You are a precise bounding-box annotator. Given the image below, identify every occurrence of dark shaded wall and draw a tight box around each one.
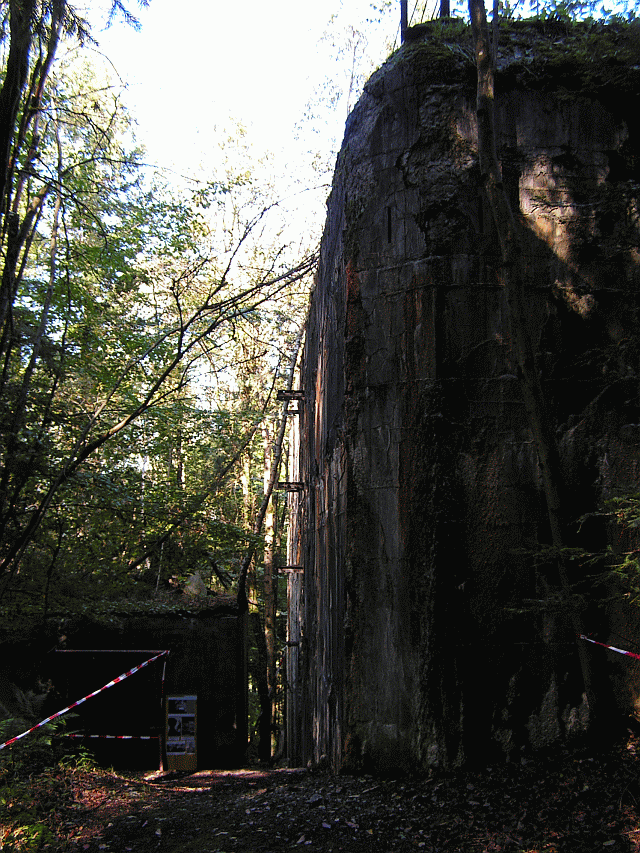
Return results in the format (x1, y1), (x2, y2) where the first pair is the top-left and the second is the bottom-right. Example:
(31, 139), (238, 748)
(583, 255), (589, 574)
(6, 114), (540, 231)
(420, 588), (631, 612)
(287, 24), (640, 773)
(48, 609), (247, 769)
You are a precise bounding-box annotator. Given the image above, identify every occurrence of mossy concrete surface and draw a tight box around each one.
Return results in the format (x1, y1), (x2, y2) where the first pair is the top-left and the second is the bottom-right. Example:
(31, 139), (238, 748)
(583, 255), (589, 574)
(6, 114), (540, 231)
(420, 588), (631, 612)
(286, 22), (640, 774)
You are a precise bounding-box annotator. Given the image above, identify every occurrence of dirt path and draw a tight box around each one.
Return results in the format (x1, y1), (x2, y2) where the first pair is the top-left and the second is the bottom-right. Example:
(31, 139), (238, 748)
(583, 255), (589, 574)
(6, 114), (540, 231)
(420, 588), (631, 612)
(40, 738), (640, 853)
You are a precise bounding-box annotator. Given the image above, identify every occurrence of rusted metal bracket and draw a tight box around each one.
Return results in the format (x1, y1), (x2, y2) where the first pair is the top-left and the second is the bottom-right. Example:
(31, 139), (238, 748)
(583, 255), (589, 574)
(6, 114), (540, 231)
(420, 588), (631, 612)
(277, 389), (304, 402)
(277, 481), (305, 492)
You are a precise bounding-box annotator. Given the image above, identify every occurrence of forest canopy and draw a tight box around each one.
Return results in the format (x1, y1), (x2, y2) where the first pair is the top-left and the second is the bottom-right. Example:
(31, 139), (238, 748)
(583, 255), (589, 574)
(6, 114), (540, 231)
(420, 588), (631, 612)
(0, 0), (316, 634)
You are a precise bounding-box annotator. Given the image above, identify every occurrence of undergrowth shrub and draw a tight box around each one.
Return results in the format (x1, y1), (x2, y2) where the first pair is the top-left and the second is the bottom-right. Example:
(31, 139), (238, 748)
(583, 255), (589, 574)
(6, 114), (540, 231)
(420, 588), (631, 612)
(0, 717), (91, 852)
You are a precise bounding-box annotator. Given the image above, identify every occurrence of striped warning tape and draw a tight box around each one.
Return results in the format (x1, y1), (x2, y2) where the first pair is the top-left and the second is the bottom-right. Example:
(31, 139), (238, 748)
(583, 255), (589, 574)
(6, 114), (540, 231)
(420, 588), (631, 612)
(0, 650), (169, 751)
(61, 734), (160, 740)
(580, 634), (640, 661)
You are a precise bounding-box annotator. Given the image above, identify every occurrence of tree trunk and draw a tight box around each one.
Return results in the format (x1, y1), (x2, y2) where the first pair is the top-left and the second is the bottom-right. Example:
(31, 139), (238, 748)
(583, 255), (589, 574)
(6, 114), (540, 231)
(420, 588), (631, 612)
(237, 323), (305, 610)
(250, 610), (272, 763)
(0, 0), (36, 228)
(468, 0), (597, 723)
(263, 422), (278, 759)
(236, 326), (305, 759)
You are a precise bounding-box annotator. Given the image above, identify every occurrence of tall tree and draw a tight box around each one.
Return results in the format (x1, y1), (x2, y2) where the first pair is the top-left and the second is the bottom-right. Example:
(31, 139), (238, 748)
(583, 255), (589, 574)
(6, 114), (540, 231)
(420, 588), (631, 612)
(467, 0), (596, 720)
(0, 15), (317, 615)
(237, 320), (306, 760)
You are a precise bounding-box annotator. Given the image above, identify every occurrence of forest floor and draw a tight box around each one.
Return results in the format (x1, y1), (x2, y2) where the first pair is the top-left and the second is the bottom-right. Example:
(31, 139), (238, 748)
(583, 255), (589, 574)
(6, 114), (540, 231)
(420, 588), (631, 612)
(3, 735), (640, 852)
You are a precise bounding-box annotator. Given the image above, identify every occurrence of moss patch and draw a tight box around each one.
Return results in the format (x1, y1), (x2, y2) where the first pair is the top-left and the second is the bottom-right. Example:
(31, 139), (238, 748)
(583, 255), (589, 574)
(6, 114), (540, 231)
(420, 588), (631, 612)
(386, 17), (640, 109)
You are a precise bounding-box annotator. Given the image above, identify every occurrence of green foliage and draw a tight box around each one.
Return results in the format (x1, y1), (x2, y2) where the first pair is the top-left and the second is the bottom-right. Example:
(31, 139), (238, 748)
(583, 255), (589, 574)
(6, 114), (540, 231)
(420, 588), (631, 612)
(602, 494), (640, 605)
(0, 722), (57, 774)
(608, 493), (640, 529)
(0, 717), (87, 852)
(0, 20), (313, 629)
(0, 817), (55, 853)
(0, 0), (312, 770)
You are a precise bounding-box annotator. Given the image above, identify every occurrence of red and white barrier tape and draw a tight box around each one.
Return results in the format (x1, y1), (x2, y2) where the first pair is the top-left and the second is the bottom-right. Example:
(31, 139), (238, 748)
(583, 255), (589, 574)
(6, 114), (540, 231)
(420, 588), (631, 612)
(0, 650), (169, 751)
(580, 634), (640, 661)
(62, 734), (160, 740)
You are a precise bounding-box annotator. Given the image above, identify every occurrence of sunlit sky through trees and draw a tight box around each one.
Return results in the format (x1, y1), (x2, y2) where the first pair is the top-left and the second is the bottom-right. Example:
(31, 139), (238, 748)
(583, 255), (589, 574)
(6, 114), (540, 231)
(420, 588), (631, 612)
(86, 1), (405, 205)
(82, 0), (629, 240)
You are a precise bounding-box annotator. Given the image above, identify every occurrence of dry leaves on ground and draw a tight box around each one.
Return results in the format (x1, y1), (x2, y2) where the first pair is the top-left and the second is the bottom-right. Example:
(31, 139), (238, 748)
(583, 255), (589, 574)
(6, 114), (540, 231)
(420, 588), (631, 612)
(3, 736), (640, 852)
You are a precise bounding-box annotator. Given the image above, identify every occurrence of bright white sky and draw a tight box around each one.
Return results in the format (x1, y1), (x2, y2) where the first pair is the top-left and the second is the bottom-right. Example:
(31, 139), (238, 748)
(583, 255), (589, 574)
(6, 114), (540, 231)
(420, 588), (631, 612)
(89, 0), (400, 179)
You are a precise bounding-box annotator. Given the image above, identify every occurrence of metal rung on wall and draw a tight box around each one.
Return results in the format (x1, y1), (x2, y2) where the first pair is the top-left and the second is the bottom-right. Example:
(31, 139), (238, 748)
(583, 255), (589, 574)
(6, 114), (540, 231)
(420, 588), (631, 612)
(277, 481), (305, 492)
(277, 390), (305, 402)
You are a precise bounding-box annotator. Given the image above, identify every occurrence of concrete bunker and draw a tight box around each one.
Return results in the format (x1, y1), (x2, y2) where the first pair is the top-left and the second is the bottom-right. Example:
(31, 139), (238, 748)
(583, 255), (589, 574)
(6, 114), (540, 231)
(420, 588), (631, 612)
(286, 20), (640, 773)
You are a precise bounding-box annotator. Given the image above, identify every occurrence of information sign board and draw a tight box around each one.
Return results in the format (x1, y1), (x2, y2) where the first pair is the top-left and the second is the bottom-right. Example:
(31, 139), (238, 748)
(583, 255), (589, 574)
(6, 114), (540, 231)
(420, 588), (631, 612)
(166, 695), (197, 771)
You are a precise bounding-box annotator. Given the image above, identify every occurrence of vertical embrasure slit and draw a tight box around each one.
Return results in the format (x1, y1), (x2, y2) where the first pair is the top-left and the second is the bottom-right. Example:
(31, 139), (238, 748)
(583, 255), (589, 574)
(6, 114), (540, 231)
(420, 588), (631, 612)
(387, 206), (392, 243)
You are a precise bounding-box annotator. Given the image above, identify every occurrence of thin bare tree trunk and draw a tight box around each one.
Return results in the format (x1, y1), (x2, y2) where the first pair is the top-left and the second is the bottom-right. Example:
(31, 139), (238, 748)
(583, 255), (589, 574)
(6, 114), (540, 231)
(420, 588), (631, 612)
(250, 610), (271, 762)
(237, 323), (305, 611)
(263, 421), (277, 758)
(240, 323), (305, 760)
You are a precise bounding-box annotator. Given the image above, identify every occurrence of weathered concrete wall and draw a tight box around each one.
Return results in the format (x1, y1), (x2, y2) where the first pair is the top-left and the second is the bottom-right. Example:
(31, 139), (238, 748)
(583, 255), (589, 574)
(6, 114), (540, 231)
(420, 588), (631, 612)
(288, 22), (640, 773)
